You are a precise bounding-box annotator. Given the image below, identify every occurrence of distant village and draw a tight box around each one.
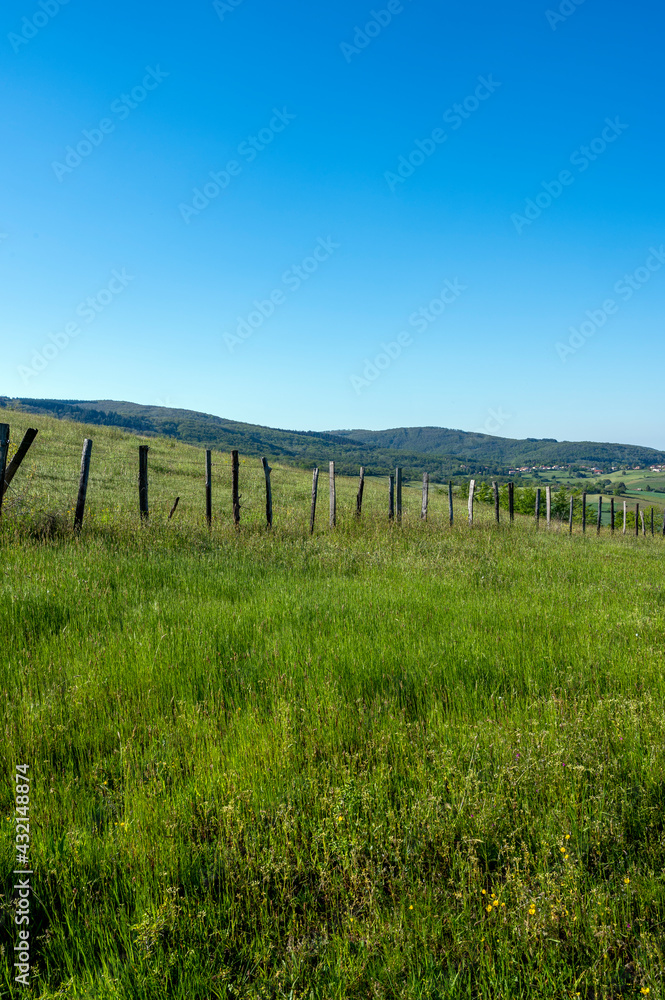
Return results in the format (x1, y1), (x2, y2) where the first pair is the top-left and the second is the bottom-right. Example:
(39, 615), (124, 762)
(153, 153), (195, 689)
(506, 464), (665, 476)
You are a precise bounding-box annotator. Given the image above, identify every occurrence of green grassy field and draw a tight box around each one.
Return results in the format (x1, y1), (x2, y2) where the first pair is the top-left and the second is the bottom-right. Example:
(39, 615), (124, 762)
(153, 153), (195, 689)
(1, 413), (665, 999)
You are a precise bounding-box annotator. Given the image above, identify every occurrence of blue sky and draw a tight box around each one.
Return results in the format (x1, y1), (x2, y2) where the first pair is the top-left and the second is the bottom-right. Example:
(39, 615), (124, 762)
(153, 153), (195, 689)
(1, 0), (663, 446)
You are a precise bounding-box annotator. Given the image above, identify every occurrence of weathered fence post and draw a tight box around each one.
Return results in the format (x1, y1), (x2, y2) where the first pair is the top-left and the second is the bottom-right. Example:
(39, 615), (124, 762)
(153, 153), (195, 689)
(395, 468), (402, 523)
(568, 495), (574, 534)
(0, 424), (9, 505)
(329, 461), (336, 527)
(74, 438), (93, 531)
(493, 481), (500, 524)
(597, 496), (603, 534)
(468, 479), (475, 525)
(232, 450), (240, 526)
(3, 428), (38, 493)
(262, 457), (272, 528)
(535, 488), (541, 527)
(508, 482), (514, 523)
(421, 472), (429, 521)
(635, 503), (639, 538)
(622, 500), (627, 535)
(640, 509), (645, 536)
(310, 468), (319, 534)
(138, 445), (149, 522)
(0, 424), (10, 518)
(610, 497), (615, 532)
(389, 475), (395, 521)
(356, 466), (365, 517)
(581, 492), (587, 533)
(546, 485), (552, 527)
(448, 481), (453, 526)
(205, 450), (212, 528)
(651, 507), (654, 537)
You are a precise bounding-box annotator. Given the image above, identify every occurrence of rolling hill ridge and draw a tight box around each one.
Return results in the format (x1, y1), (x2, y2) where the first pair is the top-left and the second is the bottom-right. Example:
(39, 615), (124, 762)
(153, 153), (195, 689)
(2, 396), (663, 480)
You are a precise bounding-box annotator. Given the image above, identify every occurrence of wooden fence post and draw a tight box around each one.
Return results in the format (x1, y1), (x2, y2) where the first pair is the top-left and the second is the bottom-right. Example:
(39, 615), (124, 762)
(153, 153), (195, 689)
(3, 428), (38, 493)
(623, 500), (627, 535)
(568, 495), (574, 534)
(509, 482), (514, 523)
(232, 450), (240, 526)
(421, 472), (429, 521)
(389, 475), (395, 521)
(310, 468), (319, 534)
(597, 496), (603, 534)
(640, 509), (646, 536)
(448, 481), (453, 526)
(493, 481), (500, 524)
(329, 461), (336, 527)
(582, 492), (587, 533)
(468, 479), (475, 525)
(610, 497), (615, 532)
(635, 503), (639, 538)
(546, 485), (552, 527)
(535, 488), (541, 527)
(262, 457), (272, 528)
(356, 467), (365, 517)
(395, 468), (402, 523)
(0, 424), (10, 518)
(205, 450), (212, 528)
(74, 438), (93, 531)
(138, 445), (149, 522)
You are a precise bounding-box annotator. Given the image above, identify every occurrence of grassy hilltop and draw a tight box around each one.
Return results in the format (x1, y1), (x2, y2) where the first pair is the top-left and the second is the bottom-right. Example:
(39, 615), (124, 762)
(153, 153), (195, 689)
(1, 412), (665, 999)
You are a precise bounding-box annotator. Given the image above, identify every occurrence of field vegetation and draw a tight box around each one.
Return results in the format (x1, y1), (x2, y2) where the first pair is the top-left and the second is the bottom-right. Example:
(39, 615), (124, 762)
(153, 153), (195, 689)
(1, 413), (664, 999)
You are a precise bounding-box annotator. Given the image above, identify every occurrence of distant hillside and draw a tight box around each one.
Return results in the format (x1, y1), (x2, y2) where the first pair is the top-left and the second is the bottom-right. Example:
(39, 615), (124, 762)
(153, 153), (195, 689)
(332, 426), (665, 470)
(0, 398), (472, 481)
(2, 397), (663, 480)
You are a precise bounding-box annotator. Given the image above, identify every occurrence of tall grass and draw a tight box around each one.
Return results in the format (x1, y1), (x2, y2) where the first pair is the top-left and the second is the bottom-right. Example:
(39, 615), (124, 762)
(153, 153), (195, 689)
(0, 412), (664, 998)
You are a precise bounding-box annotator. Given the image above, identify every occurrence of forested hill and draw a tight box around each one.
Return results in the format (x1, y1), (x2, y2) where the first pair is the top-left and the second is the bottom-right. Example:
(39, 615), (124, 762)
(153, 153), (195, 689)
(333, 426), (665, 469)
(2, 397), (663, 478)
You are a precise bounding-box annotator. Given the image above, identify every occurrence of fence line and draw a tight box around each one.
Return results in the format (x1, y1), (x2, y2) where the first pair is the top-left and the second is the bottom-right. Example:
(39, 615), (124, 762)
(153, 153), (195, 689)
(1, 420), (663, 541)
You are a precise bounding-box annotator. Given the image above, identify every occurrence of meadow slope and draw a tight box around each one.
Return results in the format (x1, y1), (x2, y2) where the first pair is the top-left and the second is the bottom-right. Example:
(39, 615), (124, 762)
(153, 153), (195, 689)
(1, 413), (664, 999)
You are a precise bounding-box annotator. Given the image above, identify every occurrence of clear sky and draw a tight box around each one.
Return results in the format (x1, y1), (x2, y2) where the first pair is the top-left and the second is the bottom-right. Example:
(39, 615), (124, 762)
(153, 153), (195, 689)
(1, 0), (663, 446)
